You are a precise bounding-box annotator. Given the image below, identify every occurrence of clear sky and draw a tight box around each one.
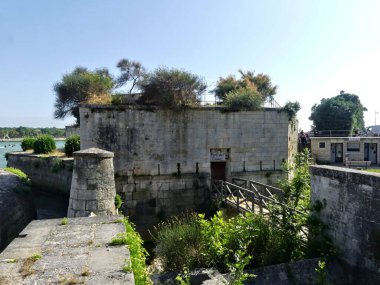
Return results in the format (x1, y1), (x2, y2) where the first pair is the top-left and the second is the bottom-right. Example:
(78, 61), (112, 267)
(1, 0), (380, 130)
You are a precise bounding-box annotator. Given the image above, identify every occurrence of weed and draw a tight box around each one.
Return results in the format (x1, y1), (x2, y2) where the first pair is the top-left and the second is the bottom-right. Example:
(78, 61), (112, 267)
(110, 232), (128, 246)
(31, 253), (42, 262)
(19, 253), (42, 277)
(60, 217), (68, 225)
(122, 260), (133, 273)
(4, 167), (31, 185)
(175, 266), (191, 285)
(110, 217), (152, 285)
(115, 194), (123, 209)
(316, 259), (331, 285)
(81, 267), (90, 277)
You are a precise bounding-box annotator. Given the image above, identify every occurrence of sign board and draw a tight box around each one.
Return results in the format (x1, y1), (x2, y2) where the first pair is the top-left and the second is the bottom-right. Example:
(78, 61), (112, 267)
(210, 148), (229, 161)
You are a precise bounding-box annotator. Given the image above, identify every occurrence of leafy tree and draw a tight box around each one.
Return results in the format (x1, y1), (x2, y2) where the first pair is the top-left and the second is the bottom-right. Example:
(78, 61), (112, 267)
(116, 59), (146, 93)
(214, 70), (277, 102)
(309, 92), (367, 133)
(138, 67), (207, 108)
(53, 67), (114, 124)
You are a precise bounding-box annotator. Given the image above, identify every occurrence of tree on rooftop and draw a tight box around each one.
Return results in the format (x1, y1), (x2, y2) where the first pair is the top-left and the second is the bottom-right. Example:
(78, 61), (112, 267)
(137, 67), (207, 109)
(214, 70), (277, 103)
(116, 58), (146, 93)
(309, 92), (367, 133)
(53, 67), (114, 124)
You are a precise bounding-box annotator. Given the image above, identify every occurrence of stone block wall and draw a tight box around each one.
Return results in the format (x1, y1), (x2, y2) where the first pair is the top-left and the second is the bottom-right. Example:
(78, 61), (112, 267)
(68, 148), (116, 217)
(7, 153), (73, 196)
(0, 170), (35, 251)
(77, 105), (296, 232)
(79, 105), (297, 176)
(310, 165), (380, 281)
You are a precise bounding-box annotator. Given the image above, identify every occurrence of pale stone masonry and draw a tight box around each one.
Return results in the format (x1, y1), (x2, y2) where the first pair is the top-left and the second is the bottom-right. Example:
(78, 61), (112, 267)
(310, 165), (380, 283)
(67, 148), (116, 217)
(79, 105), (298, 231)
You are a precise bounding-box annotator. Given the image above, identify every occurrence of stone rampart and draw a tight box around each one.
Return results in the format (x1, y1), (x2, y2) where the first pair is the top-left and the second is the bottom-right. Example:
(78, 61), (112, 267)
(0, 170), (35, 251)
(79, 105), (297, 230)
(310, 165), (380, 283)
(7, 153), (73, 196)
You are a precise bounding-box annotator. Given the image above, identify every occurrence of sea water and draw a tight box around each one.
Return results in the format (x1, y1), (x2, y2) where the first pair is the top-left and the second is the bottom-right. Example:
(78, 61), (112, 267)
(0, 140), (65, 168)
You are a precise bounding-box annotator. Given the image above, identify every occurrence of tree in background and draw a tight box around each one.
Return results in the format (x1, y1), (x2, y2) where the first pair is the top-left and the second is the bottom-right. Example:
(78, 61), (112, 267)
(53, 67), (114, 124)
(138, 67), (207, 109)
(214, 70), (277, 103)
(116, 59), (146, 93)
(309, 91), (367, 133)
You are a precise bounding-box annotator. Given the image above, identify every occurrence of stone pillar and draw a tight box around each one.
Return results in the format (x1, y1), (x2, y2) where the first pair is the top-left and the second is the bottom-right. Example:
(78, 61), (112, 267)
(67, 148), (116, 217)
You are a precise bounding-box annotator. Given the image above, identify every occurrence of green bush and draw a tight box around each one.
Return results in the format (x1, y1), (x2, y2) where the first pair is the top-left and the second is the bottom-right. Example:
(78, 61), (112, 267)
(21, 137), (36, 151)
(152, 213), (203, 271)
(153, 150), (334, 277)
(110, 217), (152, 285)
(64, 134), (80, 157)
(224, 87), (263, 111)
(33, 135), (56, 154)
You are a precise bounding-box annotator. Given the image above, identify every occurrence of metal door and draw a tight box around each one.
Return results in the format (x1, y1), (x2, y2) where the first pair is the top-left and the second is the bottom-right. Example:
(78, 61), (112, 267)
(331, 143), (343, 163)
(364, 143), (377, 164)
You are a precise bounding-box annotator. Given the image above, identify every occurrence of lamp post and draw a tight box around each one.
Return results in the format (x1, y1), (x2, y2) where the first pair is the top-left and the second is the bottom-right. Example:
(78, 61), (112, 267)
(375, 111), (379, 125)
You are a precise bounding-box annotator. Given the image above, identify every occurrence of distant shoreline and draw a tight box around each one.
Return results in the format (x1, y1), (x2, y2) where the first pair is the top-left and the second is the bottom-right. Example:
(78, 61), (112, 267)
(0, 138), (66, 142)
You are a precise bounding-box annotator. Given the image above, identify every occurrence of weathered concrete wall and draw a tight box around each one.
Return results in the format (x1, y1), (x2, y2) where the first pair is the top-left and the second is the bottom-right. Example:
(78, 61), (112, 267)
(117, 173), (210, 234)
(68, 148), (116, 217)
(0, 216), (134, 284)
(0, 170), (35, 252)
(79, 105), (296, 228)
(310, 165), (380, 282)
(80, 105), (296, 176)
(7, 153), (73, 196)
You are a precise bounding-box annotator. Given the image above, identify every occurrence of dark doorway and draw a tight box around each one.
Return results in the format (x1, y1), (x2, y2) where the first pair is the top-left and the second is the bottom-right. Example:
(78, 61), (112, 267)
(364, 143), (377, 164)
(331, 143), (343, 163)
(211, 162), (226, 180)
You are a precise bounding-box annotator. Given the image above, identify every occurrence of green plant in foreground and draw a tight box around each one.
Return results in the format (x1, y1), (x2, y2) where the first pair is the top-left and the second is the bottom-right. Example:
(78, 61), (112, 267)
(175, 266), (191, 285)
(316, 259), (331, 285)
(115, 194), (123, 209)
(31, 253), (42, 262)
(4, 167), (31, 184)
(60, 217), (68, 225)
(4, 167), (32, 194)
(110, 217), (152, 285)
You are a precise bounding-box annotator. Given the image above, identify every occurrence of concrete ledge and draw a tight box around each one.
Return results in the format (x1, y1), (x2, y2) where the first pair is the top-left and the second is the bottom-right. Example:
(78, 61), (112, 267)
(0, 216), (134, 285)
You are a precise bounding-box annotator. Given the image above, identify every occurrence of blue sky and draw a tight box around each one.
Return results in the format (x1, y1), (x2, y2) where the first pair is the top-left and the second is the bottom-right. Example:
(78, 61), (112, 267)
(1, 0), (380, 130)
